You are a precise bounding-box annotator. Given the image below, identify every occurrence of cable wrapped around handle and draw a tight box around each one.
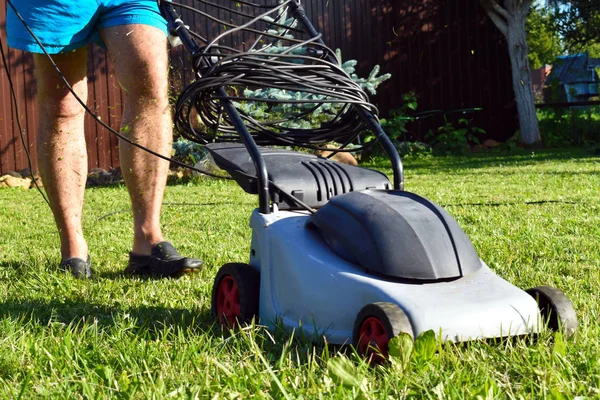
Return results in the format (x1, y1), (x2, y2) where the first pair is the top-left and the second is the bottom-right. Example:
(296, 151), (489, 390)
(168, 0), (383, 154)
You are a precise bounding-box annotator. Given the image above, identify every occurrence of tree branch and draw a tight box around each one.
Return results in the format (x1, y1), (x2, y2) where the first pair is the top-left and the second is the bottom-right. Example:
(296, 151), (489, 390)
(484, 0), (511, 20)
(517, 0), (534, 18)
(522, 0), (534, 9)
(480, 0), (509, 36)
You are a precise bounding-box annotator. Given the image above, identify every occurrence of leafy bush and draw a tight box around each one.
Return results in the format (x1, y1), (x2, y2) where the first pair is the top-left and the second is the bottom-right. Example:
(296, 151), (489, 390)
(362, 92), (431, 159)
(232, 7), (391, 132)
(426, 117), (485, 155)
(237, 49), (391, 131)
(380, 92), (417, 141)
(537, 106), (600, 147)
(171, 138), (207, 166)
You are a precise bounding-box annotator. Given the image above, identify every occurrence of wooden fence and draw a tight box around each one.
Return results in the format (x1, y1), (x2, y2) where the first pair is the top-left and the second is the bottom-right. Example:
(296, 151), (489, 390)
(0, 0), (515, 175)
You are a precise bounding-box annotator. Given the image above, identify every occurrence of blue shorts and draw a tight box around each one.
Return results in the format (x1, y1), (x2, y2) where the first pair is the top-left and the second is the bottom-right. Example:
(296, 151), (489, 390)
(6, 0), (168, 54)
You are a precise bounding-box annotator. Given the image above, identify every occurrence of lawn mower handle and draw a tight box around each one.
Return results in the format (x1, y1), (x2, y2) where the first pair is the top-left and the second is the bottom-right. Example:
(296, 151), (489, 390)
(160, 0), (404, 213)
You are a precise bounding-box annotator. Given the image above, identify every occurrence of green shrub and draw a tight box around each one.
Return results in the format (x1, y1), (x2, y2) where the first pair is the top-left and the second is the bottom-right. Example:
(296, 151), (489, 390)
(537, 106), (600, 147)
(426, 117), (485, 155)
(362, 92), (431, 159)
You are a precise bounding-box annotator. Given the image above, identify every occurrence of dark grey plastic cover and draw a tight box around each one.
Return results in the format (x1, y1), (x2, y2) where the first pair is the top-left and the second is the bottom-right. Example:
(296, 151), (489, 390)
(308, 190), (483, 280)
(206, 143), (391, 209)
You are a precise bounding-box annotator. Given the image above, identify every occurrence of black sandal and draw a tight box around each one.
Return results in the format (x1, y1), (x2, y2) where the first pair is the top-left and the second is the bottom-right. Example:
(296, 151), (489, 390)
(60, 256), (93, 279)
(124, 241), (203, 278)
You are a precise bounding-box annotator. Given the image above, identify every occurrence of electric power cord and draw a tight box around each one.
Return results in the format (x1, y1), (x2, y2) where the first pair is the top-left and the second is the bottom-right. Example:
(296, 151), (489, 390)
(171, 0), (379, 154)
(0, 34), (50, 206)
(3, 0), (385, 213)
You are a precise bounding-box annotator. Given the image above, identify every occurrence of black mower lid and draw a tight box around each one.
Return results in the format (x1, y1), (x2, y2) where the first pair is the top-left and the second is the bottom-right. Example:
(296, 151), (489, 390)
(308, 190), (483, 280)
(205, 143), (391, 209)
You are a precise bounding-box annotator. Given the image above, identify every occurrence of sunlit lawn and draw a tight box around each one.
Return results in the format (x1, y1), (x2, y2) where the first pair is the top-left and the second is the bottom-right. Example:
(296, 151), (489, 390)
(0, 147), (598, 398)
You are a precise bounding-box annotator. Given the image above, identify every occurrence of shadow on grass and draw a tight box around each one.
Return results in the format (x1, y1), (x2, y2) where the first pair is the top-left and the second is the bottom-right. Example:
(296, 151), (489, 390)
(441, 199), (584, 208)
(0, 297), (214, 334)
(95, 201), (248, 221)
(369, 148), (600, 171)
(0, 260), (25, 272)
(432, 169), (600, 178)
(0, 296), (341, 367)
(94, 269), (209, 281)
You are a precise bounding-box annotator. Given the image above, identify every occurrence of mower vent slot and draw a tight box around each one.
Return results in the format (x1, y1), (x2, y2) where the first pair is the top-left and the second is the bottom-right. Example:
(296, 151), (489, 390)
(302, 162), (324, 202)
(327, 162), (353, 193)
(322, 162), (341, 196)
(303, 161), (352, 200)
(304, 161), (333, 200)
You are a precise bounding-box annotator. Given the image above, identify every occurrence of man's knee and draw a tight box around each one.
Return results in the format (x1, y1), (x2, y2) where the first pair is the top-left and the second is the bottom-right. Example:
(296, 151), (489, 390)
(121, 60), (169, 104)
(38, 92), (87, 120)
(102, 25), (169, 104)
(33, 50), (88, 119)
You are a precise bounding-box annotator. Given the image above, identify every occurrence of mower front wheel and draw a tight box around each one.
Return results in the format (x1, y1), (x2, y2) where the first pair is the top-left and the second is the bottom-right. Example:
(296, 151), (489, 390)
(353, 302), (413, 362)
(526, 285), (578, 338)
(211, 263), (260, 328)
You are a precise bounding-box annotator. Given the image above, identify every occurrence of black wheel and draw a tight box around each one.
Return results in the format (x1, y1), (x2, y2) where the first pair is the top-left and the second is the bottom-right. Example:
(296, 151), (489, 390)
(352, 302), (413, 362)
(211, 263), (260, 328)
(526, 285), (578, 338)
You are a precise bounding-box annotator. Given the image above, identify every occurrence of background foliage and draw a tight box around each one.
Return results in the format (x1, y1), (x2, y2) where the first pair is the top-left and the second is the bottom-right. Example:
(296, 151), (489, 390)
(526, 5), (564, 69)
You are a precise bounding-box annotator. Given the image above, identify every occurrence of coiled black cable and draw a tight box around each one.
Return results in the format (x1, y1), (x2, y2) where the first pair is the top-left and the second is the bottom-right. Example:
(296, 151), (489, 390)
(3, 0), (382, 213)
(171, 0), (380, 152)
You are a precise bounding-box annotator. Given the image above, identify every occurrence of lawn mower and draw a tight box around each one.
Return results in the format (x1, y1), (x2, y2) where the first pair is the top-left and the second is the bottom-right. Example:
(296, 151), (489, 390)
(159, 0), (577, 358)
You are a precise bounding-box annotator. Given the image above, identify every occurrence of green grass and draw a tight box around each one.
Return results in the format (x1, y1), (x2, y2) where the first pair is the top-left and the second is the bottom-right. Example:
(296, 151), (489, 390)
(1, 148), (599, 398)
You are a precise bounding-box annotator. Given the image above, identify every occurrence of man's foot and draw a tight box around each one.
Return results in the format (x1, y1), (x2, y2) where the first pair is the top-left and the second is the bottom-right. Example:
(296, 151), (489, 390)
(60, 256), (93, 279)
(124, 241), (203, 278)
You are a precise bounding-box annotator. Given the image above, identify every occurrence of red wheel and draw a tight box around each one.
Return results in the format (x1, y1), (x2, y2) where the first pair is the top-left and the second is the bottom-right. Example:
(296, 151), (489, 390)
(353, 302), (413, 363)
(211, 263), (260, 328)
(216, 276), (241, 327)
(357, 317), (390, 362)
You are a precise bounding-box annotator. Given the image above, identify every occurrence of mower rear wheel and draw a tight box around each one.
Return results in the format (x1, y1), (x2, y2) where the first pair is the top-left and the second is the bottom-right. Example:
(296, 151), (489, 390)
(211, 263), (260, 328)
(353, 302), (413, 362)
(526, 285), (578, 338)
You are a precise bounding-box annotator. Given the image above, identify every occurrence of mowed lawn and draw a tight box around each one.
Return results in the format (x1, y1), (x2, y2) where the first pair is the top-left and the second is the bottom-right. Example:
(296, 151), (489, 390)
(0, 148), (598, 398)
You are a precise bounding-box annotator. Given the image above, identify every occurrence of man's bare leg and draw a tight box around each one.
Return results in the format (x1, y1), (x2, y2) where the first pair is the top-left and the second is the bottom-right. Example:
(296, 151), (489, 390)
(34, 47), (89, 262)
(100, 25), (170, 256)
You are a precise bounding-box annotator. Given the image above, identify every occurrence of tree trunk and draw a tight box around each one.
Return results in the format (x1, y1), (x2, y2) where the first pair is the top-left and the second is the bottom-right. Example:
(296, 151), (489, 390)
(506, 18), (541, 146)
(480, 0), (542, 146)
